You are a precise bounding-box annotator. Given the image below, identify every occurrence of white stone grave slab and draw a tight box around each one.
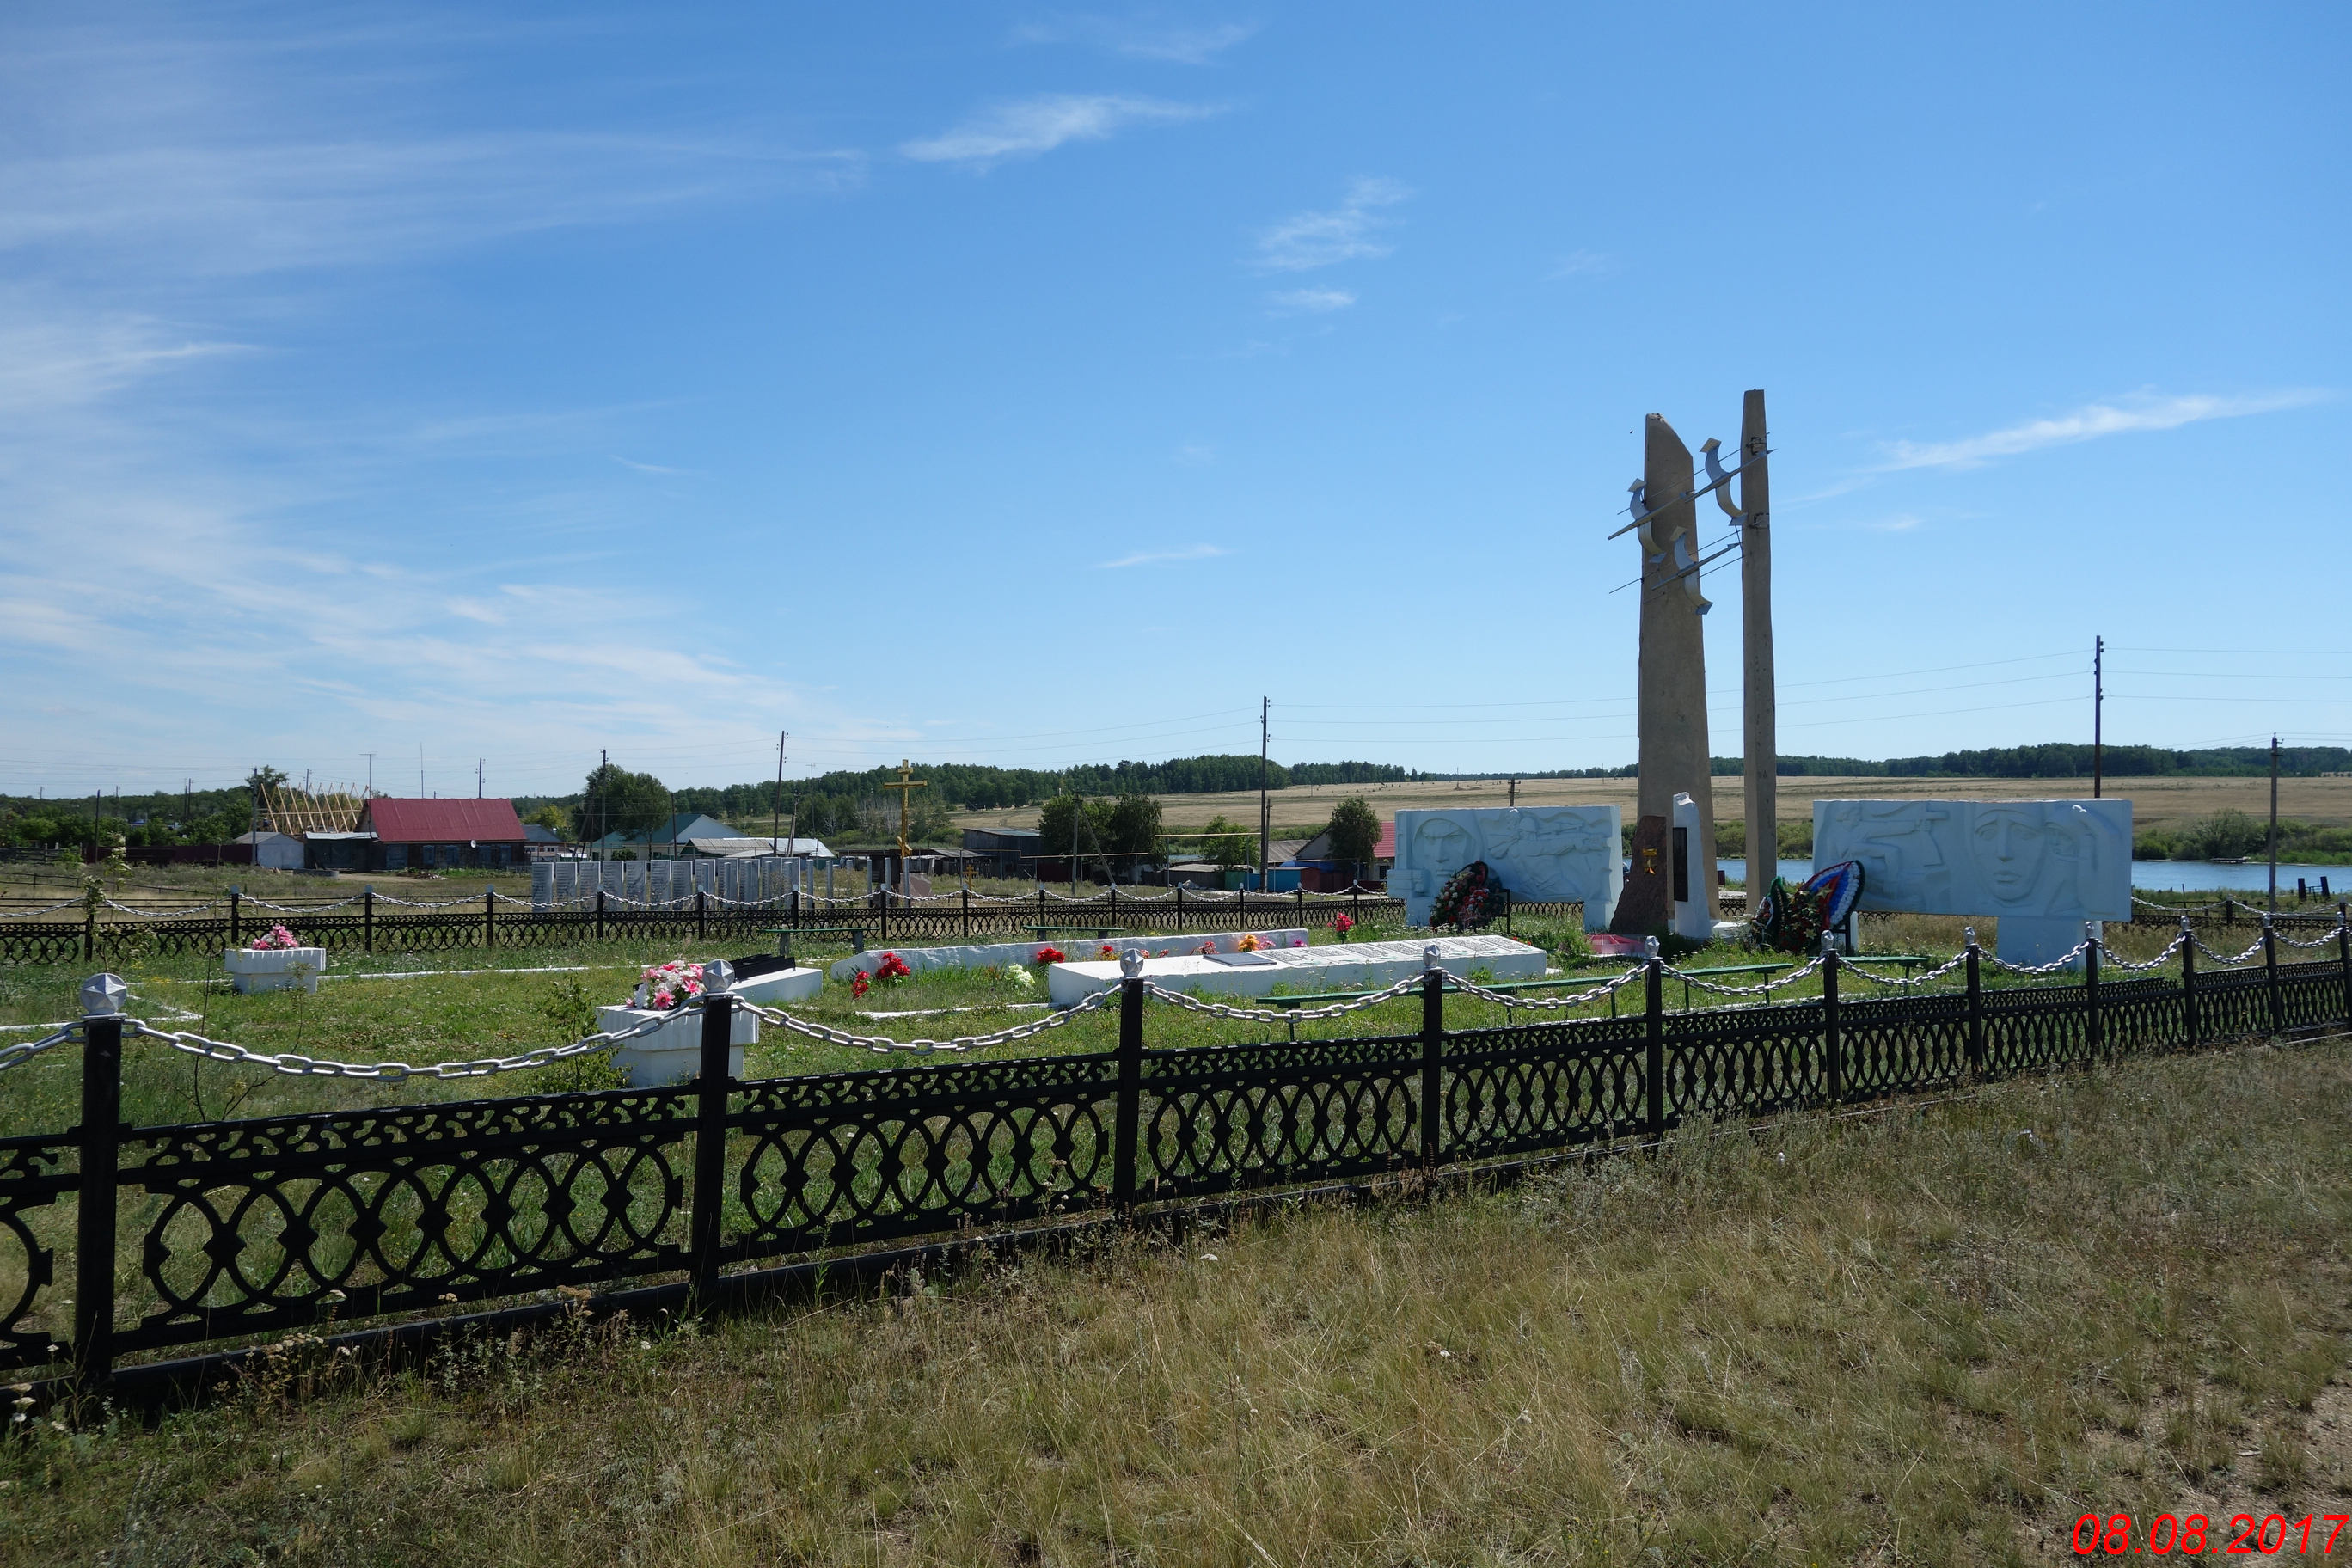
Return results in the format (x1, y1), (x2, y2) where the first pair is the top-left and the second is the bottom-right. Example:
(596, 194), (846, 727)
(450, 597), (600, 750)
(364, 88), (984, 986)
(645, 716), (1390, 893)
(1389, 807), (1620, 931)
(595, 1004), (758, 1087)
(1811, 798), (2132, 968)
(730, 966), (824, 1006)
(224, 946), (328, 994)
(1046, 934), (1547, 1007)
(829, 929), (1310, 983)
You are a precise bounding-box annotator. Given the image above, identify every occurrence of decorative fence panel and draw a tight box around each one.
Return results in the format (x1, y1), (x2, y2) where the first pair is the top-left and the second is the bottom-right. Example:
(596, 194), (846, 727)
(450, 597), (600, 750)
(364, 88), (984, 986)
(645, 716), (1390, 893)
(0, 891), (1424, 966)
(1140, 1034), (1424, 1202)
(723, 1055), (1122, 1261)
(114, 1089), (698, 1359)
(10, 931), (2348, 1396)
(1441, 1015), (1651, 1162)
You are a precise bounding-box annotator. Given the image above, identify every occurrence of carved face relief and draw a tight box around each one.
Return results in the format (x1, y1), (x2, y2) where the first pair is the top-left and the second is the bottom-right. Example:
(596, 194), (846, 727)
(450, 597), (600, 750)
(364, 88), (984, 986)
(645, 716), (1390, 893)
(1413, 817), (1476, 879)
(1971, 806), (2049, 906)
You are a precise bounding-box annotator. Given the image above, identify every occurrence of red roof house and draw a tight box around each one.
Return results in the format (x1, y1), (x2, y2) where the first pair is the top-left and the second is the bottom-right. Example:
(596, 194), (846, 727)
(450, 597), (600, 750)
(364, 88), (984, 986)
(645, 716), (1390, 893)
(356, 798), (527, 872)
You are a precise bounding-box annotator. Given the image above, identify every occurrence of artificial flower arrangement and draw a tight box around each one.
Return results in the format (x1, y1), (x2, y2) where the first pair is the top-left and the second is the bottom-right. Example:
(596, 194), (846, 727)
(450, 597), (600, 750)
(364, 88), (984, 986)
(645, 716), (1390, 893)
(1032, 946), (1065, 965)
(848, 951), (913, 1001)
(1005, 965), (1035, 989)
(1099, 944), (1118, 959)
(1429, 861), (1498, 930)
(248, 925), (304, 952)
(636, 960), (705, 1011)
(1235, 933), (1262, 952)
(1332, 913), (1355, 941)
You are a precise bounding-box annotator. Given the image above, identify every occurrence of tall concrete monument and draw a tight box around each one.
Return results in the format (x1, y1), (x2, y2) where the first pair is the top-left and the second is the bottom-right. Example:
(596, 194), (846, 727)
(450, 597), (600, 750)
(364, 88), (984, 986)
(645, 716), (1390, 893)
(1611, 413), (1718, 935)
(1704, 391), (1774, 905)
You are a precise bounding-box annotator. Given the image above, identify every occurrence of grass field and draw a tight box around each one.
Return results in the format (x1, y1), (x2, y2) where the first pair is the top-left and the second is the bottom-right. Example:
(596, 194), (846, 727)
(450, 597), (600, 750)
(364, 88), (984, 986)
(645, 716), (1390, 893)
(3, 1035), (2345, 1565)
(0, 909), (2162, 1136)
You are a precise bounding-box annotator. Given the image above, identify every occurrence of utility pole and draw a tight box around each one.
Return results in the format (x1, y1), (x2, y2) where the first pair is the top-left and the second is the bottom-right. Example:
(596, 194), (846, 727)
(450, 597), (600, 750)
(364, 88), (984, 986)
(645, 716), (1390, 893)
(475, 758), (484, 799)
(364, 753), (375, 796)
(1509, 777), (1518, 808)
(418, 744), (425, 798)
(1259, 696), (1271, 878)
(774, 732), (787, 852)
(2092, 635), (2104, 798)
(597, 747), (608, 862)
(2269, 734), (2281, 911)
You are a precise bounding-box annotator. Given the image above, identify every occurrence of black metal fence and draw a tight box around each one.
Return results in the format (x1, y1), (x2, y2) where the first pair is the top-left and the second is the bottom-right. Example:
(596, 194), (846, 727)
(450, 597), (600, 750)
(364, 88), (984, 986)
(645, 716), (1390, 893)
(0, 886), (1427, 966)
(9, 923), (2348, 1400)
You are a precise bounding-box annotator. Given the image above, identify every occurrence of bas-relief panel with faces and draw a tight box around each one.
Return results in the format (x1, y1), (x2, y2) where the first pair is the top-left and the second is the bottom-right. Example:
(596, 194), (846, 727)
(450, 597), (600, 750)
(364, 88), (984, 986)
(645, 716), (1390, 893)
(1810, 799), (2133, 922)
(1390, 807), (1622, 929)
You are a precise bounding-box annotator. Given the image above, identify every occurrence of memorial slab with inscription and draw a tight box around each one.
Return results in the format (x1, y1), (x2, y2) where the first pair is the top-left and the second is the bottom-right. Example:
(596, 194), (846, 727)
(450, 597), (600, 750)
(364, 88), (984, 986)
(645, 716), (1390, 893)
(1388, 806), (1621, 930)
(1811, 798), (2133, 967)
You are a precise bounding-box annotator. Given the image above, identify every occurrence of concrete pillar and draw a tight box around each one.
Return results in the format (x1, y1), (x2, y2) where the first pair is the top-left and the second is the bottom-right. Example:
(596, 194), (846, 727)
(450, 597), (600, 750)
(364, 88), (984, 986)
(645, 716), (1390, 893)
(1614, 413), (1716, 932)
(1738, 390), (1776, 910)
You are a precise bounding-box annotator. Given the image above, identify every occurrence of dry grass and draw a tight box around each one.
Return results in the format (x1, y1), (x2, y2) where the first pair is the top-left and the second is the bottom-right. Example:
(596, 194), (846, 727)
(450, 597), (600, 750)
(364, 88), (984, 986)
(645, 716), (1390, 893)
(6, 1037), (2347, 1566)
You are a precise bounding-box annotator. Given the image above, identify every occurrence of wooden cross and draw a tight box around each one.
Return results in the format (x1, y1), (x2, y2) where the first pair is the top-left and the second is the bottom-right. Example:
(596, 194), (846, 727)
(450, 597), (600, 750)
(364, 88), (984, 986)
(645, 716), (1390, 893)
(880, 759), (928, 863)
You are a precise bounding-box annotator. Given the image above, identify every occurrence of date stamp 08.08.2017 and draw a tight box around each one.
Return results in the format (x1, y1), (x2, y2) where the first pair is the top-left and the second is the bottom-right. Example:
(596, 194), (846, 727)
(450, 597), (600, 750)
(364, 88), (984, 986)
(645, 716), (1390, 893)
(2069, 1512), (2347, 1556)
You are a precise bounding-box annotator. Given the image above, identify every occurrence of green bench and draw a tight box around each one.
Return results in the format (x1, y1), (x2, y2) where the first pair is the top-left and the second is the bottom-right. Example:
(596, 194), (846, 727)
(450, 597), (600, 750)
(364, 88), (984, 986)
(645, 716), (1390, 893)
(759, 925), (871, 965)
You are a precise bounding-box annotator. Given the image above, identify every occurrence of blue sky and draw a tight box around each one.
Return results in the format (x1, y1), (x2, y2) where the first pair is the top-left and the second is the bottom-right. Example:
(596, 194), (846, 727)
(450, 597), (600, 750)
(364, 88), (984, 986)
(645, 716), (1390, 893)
(3, 3), (2345, 801)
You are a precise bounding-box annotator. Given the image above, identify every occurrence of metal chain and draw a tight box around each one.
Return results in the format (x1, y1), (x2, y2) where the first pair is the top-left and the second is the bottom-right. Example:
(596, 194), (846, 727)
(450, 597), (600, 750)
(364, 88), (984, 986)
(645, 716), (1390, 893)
(2275, 922), (2349, 950)
(2190, 934), (2266, 966)
(737, 989), (1116, 1055)
(122, 1009), (675, 1081)
(1981, 940), (2093, 976)
(366, 892), (488, 910)
(2132, 893), (2226, 914)
(101, 898), (228, 917)
(1442, 966), (1650, 1010)
(1837, 951), (1971, 988)
(0, 898), (89, 919)
(1139, 973), (1427, 1022)
(241, 895), (366, 913)
(2096, 929), (2191, 972)
(1663, 955), (1828, 996)
(0, 1023), (82, 1074)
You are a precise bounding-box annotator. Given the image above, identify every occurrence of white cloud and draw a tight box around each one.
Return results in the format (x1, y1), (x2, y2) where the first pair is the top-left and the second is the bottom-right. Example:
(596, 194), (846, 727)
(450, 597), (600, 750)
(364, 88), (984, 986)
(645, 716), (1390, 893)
(1254, 178), (1409, 271)
(0, 307), (249, 415)
(1268, 286), (1355, 313)
(902, 95), (1220, 166)
(1877, 390), (2328, 471)
(0, 19), (861, 278)
(1094, 543), (1227, 569)
(1546, 248), (1609, 280)
(1014, 18), (1259, 64)
(1173, 443), (1215, 465)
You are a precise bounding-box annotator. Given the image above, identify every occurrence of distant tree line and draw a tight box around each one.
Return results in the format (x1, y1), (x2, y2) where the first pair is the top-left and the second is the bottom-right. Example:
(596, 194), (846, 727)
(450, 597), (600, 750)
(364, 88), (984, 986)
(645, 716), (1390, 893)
(518, 754), (1406, 843)
(1695, 744), (2352, 779)
(0, 777), (263, 849)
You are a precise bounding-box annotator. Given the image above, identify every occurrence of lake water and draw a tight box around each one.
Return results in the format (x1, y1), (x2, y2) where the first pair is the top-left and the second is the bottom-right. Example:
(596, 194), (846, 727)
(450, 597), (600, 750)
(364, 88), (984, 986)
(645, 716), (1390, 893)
(1712, 858), (2346, 896)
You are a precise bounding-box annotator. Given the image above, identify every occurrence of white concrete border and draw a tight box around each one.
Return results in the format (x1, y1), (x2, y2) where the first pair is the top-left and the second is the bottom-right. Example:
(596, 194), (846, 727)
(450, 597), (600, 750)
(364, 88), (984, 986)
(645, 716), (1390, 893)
(1045, 934), (1547, 1006)
(829, 929), (1310, 983)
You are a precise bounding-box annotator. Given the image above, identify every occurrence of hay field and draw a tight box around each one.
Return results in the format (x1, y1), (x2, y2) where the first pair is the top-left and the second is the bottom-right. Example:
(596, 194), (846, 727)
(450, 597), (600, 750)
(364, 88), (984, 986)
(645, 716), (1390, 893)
(954, 774), (2352, 837)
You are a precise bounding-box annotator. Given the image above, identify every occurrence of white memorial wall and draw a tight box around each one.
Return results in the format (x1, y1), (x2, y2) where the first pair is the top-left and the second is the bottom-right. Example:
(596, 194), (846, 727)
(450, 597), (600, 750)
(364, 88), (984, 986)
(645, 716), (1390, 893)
(1811, 798), (2132, 967)
(1388, 807), (1621, 931)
